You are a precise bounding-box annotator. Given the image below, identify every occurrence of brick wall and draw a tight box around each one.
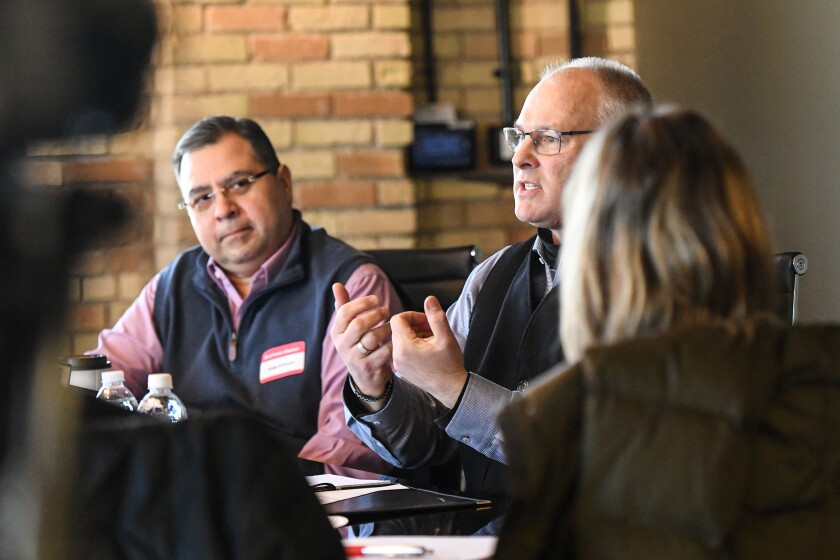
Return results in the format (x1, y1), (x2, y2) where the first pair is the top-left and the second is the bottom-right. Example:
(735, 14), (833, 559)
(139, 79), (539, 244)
(21, 0), (635, 354)
(24, 131), (158, 356)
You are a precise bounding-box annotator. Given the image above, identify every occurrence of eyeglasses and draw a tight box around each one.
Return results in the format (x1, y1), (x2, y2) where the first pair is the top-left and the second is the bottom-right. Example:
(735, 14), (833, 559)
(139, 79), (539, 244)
(502, 127), (595, 156)
(178, 167), (275, 211)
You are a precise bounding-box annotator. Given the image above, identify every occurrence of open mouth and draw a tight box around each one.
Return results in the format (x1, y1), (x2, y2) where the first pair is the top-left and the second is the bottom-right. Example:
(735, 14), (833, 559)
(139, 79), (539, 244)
(516, 179), (540, 192)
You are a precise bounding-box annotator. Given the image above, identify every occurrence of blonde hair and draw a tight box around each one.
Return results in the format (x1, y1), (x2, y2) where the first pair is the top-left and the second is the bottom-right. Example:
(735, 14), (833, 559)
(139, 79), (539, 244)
(560, 106), (775, 361)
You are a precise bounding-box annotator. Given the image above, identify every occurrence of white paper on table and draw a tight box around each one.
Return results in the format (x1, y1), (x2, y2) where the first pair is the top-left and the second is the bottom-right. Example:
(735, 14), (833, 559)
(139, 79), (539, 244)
(306, 474), (387, 487)
(306, 474), (408, 505)
(343, 536), (497, 560)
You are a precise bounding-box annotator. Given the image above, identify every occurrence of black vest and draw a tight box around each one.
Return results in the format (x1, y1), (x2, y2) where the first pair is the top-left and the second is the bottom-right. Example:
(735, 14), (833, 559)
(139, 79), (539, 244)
(461, 235), (564, 498)
(153, 221), (368, 453)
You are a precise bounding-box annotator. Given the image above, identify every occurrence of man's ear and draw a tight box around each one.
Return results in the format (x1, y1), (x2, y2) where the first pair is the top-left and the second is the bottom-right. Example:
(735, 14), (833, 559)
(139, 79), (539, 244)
(277, 163), (293, 201)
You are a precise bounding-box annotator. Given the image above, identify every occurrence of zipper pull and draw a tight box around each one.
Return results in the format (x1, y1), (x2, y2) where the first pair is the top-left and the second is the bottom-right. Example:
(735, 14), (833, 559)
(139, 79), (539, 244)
(228, 331), (238, 361)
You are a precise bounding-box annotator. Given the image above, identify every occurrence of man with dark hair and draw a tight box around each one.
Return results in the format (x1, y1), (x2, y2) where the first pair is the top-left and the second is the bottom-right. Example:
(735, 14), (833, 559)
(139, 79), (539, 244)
(331, 58), (653, 498)
(91, 115), (399, 472)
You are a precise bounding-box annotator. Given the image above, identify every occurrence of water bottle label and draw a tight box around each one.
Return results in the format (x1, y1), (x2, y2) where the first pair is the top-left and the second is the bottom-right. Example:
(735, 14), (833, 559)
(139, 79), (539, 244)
(260, 341), (305, 384)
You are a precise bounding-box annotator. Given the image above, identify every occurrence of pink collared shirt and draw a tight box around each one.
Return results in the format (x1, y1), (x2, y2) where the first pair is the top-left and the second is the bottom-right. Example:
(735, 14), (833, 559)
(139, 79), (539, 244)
(91, 225), (399, 474)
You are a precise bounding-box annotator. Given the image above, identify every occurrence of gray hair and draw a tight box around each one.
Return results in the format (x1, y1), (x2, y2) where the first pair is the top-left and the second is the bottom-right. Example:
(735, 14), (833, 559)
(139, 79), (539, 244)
(540, 57), (653, 125)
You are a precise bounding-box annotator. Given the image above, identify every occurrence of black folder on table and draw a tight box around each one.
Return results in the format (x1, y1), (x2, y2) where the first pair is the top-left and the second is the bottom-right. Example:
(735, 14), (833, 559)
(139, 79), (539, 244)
(323, 487), (492, 523)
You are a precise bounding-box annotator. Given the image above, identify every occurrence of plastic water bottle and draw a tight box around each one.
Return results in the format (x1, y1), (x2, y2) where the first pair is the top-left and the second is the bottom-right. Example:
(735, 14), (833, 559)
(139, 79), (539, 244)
(137, 373), (188, 423)
(95, 370), (138, 411)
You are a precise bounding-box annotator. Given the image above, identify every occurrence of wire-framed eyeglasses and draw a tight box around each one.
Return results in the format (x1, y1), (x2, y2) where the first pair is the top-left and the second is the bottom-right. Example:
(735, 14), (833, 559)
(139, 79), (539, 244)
(502, 127), (595, 156)
(177, 167), (276, 211)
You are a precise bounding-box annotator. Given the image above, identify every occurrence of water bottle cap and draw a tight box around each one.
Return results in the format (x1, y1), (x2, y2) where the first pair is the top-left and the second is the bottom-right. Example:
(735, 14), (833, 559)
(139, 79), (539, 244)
(148, 373), (173, 390)
(101, 370), (126, 383)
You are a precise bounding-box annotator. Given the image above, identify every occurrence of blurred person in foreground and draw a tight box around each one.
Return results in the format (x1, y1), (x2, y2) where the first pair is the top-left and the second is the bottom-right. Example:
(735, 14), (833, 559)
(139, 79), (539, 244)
(0, 0), (159, 556)
(90, 116), (399, 473)
(0, 2), (344, 556)
(331, 57), (652, 499)
(494, 106), (840, 559)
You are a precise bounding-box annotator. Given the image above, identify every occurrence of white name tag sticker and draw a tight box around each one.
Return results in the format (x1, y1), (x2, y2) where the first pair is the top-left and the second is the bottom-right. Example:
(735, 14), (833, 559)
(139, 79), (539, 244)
(260, 341), (306, 384)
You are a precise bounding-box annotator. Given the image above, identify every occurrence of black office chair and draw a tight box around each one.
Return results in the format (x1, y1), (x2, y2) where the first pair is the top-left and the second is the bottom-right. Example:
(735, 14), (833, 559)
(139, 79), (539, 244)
(365, 245), (481, 312)
(775, 251), (808, 324)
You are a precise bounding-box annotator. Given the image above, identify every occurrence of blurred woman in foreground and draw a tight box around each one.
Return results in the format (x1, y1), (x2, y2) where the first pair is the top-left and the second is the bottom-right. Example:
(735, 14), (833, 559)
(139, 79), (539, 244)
(495, 107), (840, 559)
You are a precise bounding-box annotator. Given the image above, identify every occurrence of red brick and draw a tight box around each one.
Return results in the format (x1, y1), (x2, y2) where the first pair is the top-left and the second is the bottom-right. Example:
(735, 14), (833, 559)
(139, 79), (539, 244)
(337, 151), (405, 178)
(511, 33), (539, 58)
(295, 180), (376, 209)
(539, 32), (569, 56)
(104, 245), (155, 274)
(333, 91), (413, 117)
(463, 33), (497, 59)
(251, 92), (331, 118)
(71, 250), (106, 276)
(249, 34), (329, 62)
(206, 6), (286, 32)
(64, 159), (153, 183)
(69, 303), (107, 331)
(583, 29), (609, 54)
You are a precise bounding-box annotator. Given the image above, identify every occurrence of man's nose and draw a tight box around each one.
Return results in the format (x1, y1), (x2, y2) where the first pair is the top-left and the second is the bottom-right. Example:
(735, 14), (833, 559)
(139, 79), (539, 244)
(212, 189), (237, 218)
(511, 137), (537, 168)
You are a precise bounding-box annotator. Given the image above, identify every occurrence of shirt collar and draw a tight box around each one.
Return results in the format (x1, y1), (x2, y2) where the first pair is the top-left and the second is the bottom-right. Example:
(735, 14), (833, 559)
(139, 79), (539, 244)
(533, 228), (558, 263)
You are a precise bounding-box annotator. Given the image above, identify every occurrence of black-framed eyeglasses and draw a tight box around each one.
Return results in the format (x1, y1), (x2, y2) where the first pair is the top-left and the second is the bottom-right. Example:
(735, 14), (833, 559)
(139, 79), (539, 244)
(502, 127), (595, 156)
(178, 167), (275, 212)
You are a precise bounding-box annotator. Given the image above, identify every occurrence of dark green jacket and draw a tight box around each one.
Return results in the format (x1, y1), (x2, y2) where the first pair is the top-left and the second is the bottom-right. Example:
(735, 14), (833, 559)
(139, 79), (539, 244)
(496, 317), (840, 560)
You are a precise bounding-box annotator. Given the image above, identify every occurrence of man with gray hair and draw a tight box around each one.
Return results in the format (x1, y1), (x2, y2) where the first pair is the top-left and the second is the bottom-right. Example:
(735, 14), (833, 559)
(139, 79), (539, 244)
(331, 58), (652, 498)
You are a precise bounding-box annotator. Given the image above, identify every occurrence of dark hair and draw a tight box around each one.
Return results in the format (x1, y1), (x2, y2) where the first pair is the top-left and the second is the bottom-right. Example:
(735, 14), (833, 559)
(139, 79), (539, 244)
(171, 116), (280, 177)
